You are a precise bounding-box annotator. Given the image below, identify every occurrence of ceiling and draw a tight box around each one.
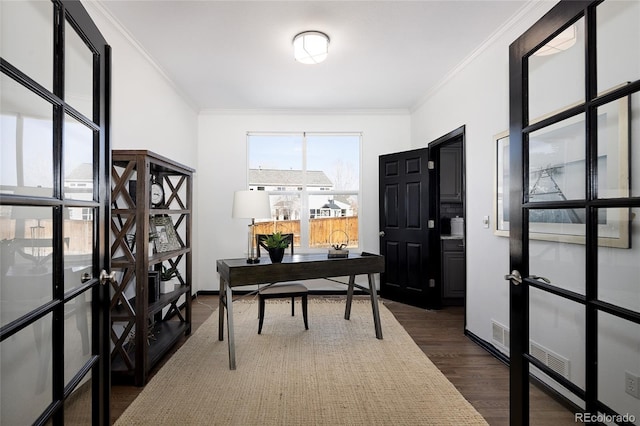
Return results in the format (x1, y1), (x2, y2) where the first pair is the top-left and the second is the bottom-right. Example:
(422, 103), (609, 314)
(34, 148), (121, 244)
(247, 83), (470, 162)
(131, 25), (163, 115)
(97, 0), (531, 112)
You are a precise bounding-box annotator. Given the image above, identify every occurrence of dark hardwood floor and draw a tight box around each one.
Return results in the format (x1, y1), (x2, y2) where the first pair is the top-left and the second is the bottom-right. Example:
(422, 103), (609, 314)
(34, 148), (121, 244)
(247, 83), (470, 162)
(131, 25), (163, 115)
(111, 294), (576, 425)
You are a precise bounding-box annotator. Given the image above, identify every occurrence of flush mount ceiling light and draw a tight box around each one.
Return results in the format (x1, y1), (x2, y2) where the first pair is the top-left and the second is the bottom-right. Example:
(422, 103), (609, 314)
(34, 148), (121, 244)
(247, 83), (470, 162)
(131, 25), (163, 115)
(293, 31), (330, 64)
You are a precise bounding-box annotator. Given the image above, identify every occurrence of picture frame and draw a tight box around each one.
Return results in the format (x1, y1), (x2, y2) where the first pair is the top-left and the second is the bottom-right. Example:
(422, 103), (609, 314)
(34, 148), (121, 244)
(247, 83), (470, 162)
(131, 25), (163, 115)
(150, 215), (181, 253)
(494, 95), (630, 248)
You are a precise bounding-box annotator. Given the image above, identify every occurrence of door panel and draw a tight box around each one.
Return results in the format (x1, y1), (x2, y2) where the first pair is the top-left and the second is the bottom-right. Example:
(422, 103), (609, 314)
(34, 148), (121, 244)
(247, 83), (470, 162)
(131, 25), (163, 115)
(509, 1), (639, 424)
(379, 148), (432, 308)
(0, 1), (110, 424)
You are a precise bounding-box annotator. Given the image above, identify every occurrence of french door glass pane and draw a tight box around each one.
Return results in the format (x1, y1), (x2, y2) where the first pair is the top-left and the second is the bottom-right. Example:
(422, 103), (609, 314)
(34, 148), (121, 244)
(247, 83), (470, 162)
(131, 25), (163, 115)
(529, 114), (585, 202)
(529, 209), (586, 295)
(529, 379), (581, 424)
(597, 312), (640, 422)
(64, 292), (92, 386)
(64, 113), (94, 201)
(598, 208), (639, 313)
(632, 93), (640, 198)
(528, 18), (585, 122)
(64, 378), (92, 424)
(0, 0), (53, 92)
(0, 314), (53, 425)
(64, 207), (94, 292)
(0, 73), (54, 195)
(1, 206), (53, 327)
(596, 1), (640, 96)
(597, 98), (631, 199)
(65, 19), (94, 120)
(529, 287), (586, 395)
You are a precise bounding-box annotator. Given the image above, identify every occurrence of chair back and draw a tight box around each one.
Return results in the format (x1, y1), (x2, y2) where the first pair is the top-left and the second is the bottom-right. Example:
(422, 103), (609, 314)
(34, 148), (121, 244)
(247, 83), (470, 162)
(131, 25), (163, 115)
(256, 233), (295, 257)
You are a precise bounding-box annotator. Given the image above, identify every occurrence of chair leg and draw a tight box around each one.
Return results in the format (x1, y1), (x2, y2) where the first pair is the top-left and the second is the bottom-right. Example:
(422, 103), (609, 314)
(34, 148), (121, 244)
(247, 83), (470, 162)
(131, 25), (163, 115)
(291, 296), (295, 316)
(258, 295), (265, 334)
(302, 294), (308, 330)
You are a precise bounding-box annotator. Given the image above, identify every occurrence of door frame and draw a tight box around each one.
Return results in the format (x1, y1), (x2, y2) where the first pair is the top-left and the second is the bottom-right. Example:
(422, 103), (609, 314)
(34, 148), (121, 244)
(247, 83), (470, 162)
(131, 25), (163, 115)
(428, 125), (466, 310)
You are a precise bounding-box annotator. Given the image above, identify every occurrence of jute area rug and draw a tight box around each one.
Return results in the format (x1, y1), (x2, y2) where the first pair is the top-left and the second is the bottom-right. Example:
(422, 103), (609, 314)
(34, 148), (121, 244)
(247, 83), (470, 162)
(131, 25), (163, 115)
(115, 298), (488, 425)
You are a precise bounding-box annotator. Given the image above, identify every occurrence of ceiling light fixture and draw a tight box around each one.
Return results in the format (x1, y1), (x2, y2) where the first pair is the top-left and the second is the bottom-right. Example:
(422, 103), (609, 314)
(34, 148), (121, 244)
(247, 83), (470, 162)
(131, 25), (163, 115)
(293, 31), (330, 64)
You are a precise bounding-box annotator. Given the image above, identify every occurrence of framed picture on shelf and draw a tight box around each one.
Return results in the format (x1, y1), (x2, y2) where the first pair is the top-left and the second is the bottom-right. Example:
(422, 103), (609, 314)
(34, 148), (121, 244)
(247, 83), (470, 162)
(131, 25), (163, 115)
(150, 216), (181, 252)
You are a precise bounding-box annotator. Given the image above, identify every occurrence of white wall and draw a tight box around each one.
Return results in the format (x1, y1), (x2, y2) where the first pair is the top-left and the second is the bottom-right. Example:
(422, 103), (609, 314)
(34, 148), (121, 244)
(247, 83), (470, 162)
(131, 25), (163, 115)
(84, 2), (200, 299)
(197, 111), (410, 291)
(85, 3), (198, 165)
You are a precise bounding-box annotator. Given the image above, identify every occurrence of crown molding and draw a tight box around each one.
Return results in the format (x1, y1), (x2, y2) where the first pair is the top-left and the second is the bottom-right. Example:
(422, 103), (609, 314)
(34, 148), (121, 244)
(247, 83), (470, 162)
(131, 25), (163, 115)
(86, 1), (199, 113)
(200, 108), (410, 116)
(410, 0), (556, 113)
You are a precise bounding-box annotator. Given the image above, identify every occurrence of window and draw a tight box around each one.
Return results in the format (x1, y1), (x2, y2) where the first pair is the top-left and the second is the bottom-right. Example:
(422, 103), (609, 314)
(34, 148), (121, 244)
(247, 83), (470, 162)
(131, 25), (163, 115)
(248, 132), (360, 251)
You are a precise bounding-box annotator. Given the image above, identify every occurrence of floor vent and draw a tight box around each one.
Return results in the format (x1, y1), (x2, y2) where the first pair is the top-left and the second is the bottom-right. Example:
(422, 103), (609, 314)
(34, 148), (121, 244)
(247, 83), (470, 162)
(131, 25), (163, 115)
(529, 340), (570, 379)
(491, 320), (510, 352)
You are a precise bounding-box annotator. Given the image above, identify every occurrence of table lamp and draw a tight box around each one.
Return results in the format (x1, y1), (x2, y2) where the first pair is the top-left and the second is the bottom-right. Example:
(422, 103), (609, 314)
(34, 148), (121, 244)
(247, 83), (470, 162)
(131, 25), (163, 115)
(232, 190), (271, 263)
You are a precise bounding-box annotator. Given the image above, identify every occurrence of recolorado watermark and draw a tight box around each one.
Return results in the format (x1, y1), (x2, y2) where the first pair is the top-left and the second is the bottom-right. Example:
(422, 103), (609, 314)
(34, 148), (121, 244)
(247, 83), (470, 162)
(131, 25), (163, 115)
(575, 412), (636, 423)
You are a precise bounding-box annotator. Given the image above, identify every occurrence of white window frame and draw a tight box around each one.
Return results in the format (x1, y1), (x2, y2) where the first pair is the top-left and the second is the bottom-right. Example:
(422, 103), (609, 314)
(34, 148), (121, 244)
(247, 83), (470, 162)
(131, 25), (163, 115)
(247, 132), (361, 252)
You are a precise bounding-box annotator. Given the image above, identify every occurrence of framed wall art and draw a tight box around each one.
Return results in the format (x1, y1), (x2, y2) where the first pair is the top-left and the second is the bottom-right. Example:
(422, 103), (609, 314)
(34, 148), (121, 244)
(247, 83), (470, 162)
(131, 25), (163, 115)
(493, 95), (630, 248)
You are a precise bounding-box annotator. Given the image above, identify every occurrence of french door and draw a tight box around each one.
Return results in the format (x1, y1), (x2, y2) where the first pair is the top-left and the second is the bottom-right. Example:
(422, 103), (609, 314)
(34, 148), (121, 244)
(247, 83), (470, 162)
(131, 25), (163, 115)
(0, 1), (111, 424)
(508, 1), (639, 424)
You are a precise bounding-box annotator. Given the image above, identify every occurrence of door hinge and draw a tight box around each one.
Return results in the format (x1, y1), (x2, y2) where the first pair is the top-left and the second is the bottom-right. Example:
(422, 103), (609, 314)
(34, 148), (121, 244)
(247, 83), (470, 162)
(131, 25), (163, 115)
(428, 161), (435, 170)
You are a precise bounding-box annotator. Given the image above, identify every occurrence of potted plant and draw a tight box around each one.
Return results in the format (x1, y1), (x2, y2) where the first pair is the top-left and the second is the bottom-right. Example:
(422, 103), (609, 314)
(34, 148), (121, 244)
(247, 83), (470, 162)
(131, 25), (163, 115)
(160, 264), (181, 293)
(264, 232), (289, 263)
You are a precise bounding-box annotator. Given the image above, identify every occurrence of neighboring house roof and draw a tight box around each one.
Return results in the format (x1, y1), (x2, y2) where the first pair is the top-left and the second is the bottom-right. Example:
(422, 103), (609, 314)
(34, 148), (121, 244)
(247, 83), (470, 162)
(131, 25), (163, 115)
(249, 169), (332, 187)
(308, 197), (350, 211)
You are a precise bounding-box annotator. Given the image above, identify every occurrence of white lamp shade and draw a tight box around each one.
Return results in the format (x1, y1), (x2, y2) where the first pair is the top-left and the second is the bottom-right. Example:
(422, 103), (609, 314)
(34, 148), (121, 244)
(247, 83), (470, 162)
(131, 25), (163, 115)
(293, 31), (329, 64)
(232, 190), (271, 219)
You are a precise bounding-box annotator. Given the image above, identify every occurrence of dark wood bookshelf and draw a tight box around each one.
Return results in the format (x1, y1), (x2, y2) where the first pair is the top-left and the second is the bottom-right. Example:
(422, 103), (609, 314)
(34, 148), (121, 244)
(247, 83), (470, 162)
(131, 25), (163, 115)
(110, 150), (194, 386)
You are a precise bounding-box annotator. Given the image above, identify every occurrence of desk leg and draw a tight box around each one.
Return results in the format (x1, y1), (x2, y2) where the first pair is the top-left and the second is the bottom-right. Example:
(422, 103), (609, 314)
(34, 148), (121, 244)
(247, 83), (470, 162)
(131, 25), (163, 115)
(218, 279), (226, 341)
(225, 283), (237, 370)
(344, 275), (356, 320)
(367, 273), (383, 339)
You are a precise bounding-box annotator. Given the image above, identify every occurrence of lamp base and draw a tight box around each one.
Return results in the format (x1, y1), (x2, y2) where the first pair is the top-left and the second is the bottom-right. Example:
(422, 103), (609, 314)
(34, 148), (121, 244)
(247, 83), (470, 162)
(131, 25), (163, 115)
(246, 257), (261, 264)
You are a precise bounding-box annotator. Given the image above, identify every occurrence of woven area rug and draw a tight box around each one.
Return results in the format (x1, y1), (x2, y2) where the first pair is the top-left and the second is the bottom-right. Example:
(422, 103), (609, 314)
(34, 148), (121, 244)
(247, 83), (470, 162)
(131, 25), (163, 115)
(115, 298), (488, 425)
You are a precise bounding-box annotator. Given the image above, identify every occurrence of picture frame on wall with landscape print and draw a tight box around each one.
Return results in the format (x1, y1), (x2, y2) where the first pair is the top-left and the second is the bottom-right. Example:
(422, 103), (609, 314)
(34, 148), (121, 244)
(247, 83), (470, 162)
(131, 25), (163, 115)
(493, 95), (630, 248)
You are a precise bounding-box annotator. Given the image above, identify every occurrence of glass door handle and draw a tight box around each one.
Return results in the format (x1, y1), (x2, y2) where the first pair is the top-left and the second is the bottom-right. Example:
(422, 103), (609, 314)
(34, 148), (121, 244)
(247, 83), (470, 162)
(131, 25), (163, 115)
(529, 275), (551, 283)
(99, 270), (117, 286)
(504, 270), (523, 285)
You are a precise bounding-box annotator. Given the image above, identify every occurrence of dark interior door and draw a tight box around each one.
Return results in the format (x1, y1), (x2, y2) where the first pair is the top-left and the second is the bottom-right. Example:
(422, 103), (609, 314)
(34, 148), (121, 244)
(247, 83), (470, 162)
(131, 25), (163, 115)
(378, 148), (434, 308)
(508, 1), (639, 424)
(0, 1), (111, 424)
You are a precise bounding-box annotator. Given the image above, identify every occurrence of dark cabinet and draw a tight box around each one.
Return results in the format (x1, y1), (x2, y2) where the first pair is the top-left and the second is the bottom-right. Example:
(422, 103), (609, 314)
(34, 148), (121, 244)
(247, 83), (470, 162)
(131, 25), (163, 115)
(440, 144), (462, 202)
(110, 150), (195, 386)
(442, 239), (465, 300)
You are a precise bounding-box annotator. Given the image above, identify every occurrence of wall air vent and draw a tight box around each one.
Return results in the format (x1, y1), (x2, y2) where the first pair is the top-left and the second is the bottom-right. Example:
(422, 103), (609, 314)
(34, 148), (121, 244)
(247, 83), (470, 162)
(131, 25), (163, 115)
(491, 320), (510, 353)
(529, 340), (570, 379)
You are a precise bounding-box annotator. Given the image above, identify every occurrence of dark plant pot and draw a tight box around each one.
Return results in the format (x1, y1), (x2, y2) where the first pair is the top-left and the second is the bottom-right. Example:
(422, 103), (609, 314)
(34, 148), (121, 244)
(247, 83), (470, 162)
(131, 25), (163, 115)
(267, 247), (285, 263)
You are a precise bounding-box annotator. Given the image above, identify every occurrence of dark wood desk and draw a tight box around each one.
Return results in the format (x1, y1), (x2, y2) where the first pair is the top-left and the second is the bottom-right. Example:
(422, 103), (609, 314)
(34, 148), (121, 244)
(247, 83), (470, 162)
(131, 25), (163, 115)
(216, 252), (385, 369)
